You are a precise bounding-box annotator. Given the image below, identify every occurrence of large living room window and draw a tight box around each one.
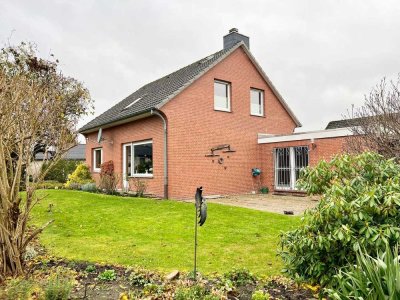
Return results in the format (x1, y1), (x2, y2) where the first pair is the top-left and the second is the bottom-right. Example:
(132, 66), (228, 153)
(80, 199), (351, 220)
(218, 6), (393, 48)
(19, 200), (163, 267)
(123, 140), (153, 178)
(250, 88), (264, 116)
(214, 80), (231, 112)
(274, 146), (308, 190)
(93, 148), (103, 172)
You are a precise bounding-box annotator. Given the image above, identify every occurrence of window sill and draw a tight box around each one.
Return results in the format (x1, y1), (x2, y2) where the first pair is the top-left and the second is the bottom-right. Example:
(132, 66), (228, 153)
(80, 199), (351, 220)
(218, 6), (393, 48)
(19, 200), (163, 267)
(214, 108), (231, 113)
(93, 169), (101, 173)
(250, 114), (265, 118)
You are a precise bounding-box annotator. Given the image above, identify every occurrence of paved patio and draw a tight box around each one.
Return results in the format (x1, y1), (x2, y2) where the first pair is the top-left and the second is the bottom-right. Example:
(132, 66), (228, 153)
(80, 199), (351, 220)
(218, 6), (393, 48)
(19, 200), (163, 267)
(204, 193), (319, 215)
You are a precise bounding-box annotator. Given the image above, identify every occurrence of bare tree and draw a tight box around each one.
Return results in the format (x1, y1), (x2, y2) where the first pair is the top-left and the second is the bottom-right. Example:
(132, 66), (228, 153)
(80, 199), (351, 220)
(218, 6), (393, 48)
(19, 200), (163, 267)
(346, 75), (400, 159)
(0, 42), (92, 278)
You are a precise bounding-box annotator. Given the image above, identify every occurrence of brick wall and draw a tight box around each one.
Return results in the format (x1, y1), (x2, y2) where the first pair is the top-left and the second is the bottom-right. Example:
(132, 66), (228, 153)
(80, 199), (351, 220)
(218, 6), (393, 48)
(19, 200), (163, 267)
(259, 136), (349, 192)
(161, 47), (297, 198)
(84, 116), (165, 196)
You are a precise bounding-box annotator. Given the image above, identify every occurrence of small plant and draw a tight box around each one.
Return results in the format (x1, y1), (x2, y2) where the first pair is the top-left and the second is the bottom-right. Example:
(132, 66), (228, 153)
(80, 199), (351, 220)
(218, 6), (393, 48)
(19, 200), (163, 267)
(133, 178), (148, 197)
(98, 269), (117, 281)
(44, 273), (73, 300)
(223, 268), (256, 287)
(128, 268), (154, 286)
(85, 264), (96, 273)
(65, 164), (94, 189)
(252, 290), (270, 300)
(327, 244), (400, 299)
(174, 285), (208, 300)
(81, 182), (98, 193)
(99, 161), (119, 194)
(259, 187), (269, 194)
(3, 278), (37, 300)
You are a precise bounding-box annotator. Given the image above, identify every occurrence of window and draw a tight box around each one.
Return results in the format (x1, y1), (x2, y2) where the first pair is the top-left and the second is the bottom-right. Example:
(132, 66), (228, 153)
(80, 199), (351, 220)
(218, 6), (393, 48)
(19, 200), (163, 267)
(214, 80), (231, 111)
(123, 140), (153, 178)
(274, 146), (308, 190)
(250, 89), (264, 116)
(93, 148), (103, 172)
(123, 97), (142, 110)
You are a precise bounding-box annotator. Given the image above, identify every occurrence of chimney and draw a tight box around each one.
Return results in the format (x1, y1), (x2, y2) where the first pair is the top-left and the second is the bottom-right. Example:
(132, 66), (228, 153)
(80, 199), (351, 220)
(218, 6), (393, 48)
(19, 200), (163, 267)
(223, 28), (250, 49)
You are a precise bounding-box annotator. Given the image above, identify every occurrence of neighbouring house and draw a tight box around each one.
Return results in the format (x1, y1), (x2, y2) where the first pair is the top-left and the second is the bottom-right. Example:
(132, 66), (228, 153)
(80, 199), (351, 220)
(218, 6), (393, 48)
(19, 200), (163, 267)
(28, 144), (86, 179)
(80, 29), (354, 199)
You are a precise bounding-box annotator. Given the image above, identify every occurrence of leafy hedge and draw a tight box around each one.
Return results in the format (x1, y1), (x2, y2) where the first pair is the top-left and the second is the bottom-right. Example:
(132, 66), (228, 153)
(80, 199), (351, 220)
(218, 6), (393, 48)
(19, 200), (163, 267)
(279, 152), (400, 286)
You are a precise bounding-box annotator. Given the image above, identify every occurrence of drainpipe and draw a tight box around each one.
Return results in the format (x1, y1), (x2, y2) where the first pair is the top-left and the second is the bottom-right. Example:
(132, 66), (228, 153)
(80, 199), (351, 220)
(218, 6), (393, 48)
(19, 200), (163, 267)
(151, 109), (168, 199)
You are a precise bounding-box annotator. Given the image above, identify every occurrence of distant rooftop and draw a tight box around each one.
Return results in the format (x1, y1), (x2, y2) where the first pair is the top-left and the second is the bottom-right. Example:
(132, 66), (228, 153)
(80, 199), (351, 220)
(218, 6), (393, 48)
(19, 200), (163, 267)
(35, 144), (85, 161)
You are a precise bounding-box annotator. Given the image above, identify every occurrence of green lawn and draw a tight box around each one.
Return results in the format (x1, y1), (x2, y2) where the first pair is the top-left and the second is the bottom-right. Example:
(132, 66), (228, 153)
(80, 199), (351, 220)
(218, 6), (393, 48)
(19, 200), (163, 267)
(31, 190), (300, 276)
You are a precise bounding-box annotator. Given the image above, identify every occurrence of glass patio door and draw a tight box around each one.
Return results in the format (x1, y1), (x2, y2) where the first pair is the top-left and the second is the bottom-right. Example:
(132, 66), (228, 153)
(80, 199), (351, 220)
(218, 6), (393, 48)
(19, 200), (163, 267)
(274, 146), (309, 190)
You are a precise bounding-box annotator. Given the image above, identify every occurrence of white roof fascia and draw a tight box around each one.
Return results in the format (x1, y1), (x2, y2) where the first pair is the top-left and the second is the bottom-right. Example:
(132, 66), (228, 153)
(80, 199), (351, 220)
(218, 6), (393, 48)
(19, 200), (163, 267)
(258, 128), (354, 144)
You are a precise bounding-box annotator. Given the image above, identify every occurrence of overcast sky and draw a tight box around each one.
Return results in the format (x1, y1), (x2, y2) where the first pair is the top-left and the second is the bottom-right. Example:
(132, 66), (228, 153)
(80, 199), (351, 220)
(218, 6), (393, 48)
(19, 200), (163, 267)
(1, 0), (399, 134)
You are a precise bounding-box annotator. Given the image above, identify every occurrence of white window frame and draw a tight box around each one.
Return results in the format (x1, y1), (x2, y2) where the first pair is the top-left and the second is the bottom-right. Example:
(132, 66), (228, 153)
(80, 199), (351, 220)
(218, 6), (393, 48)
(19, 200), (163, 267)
(214, 80), (231, 112)
(250, 88), (264, 117)
(93, 148), (103, 173)
(123, 140), (153, 178)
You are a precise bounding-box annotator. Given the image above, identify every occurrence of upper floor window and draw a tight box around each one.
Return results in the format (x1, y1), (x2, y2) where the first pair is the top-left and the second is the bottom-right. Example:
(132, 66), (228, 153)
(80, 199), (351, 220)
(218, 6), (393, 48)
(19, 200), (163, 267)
(93, 148), (103, 172)
(214, 80), (231, 112)
(250, 88), (264, 116)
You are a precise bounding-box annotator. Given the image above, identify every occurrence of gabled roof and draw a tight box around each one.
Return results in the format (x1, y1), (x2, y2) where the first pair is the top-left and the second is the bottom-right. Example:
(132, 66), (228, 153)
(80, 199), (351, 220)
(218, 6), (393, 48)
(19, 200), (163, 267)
(325, 116), (367, 129)
(79, 43), (301, 133)
(35, 144), (86, 161)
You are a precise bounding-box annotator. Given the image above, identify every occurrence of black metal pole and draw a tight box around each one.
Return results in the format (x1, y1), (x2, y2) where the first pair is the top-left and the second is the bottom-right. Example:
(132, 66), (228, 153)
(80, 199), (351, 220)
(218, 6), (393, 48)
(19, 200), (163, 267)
(194, 202), (198, 281)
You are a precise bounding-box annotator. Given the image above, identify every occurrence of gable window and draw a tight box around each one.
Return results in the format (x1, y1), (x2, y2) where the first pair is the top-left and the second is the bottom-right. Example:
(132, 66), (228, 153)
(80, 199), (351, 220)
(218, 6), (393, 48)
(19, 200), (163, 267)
(123, 140), (153, 178)
(93, 148), (103, 172)
(214, 80), (231, 112)
(250, 88), (264, 116)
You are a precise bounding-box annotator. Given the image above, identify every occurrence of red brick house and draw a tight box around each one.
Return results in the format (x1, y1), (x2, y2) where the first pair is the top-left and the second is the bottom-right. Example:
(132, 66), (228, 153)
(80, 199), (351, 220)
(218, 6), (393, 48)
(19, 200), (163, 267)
(80, 29), (353, 199)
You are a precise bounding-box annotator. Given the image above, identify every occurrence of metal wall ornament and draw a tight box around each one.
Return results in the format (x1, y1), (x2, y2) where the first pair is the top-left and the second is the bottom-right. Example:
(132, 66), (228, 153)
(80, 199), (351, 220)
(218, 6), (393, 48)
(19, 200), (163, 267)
(193, 186), (207, 280)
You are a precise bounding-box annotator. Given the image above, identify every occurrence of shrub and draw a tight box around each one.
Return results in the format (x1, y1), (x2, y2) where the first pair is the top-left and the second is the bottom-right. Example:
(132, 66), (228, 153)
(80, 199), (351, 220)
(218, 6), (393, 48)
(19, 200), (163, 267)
(44, 273), (73, 300)
(41, 159), (80, 183)
(98, 269), (117, 281)
(327, 244), (400, 299)
(99, 161), (119, 194)
(81, 182), (98, 193)
(223, 268), (256, 287)
(280, 152), (400, 285)
(259, 186), (269, 194)
(132, 178), (148, 197)
(64, 164), (93, 189)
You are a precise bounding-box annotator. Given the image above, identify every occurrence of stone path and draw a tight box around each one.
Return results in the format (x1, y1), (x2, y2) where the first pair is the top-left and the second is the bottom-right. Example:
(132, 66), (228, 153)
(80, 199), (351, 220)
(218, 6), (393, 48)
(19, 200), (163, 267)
(204, 193), (319, 215)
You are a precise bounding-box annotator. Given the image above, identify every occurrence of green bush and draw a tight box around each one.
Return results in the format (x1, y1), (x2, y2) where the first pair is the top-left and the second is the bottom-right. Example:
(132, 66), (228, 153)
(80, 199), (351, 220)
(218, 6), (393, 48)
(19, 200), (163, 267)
(259, 187), (269, 194)
(65, 164), (93, 189)
(280, 152), (400, 285)
(223, 268), (256, 287)
(327, 244), (400, 299)
(42, 159), (81, 183)
(44, 273), (72, 300)
(98, 269), (117, 281)
(37, 180), (64, 190)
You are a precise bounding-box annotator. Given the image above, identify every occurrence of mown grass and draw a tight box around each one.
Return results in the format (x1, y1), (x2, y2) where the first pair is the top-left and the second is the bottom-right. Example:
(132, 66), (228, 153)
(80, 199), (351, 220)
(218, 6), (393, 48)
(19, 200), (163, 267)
(31, 190), (300, 275)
